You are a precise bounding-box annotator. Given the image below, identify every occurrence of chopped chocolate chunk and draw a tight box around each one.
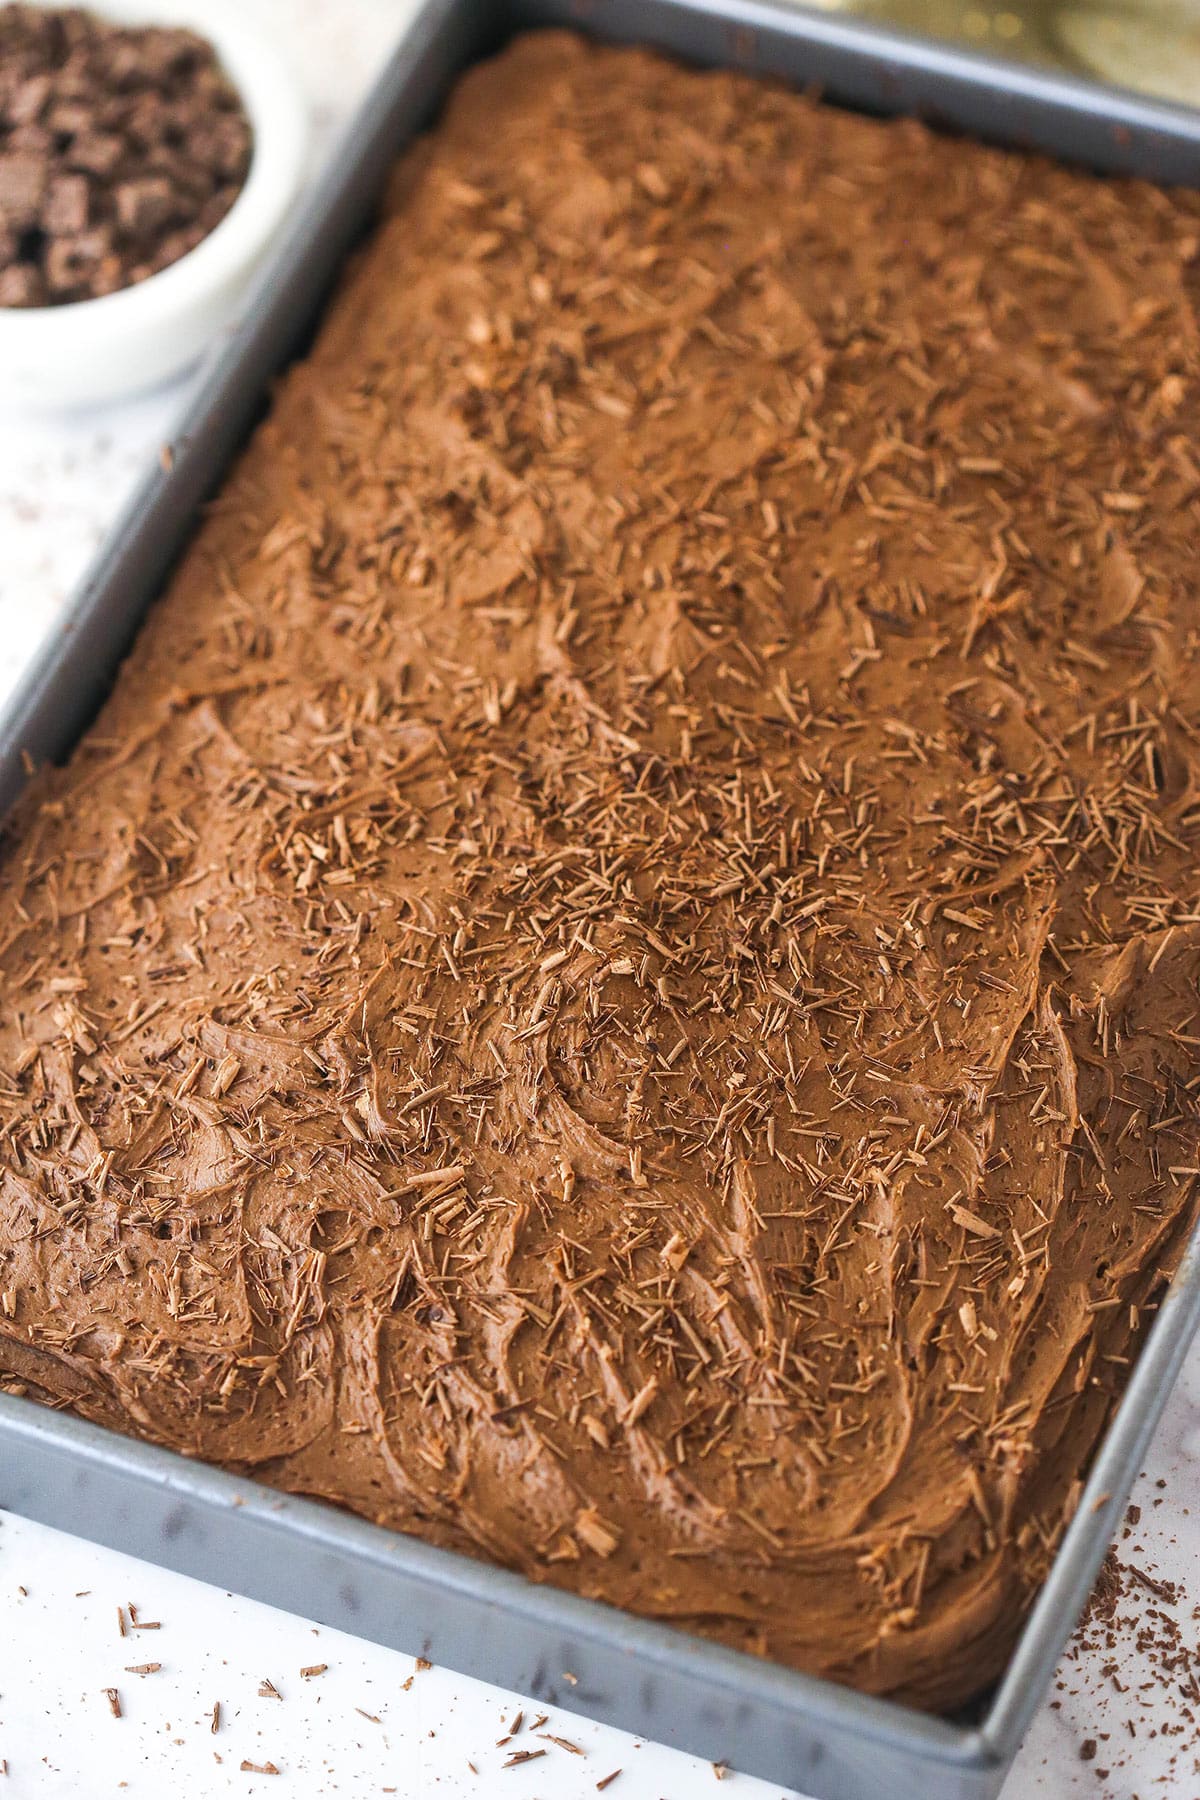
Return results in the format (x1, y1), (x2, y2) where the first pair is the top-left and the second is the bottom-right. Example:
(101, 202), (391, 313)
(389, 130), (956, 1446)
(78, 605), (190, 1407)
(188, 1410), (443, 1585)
(150, 220), (204, 269)
(9, 72), (50, 126)
(0, 256), (42, 303)
(7, 120), (53, 154)
(0, 149), (45, 228)
(41, 169), (87, 234)
(189, 114), (248, 181)
(45, 98), (91, 137)
(65, 130), (122, 177)
(114, 173), (173, 237)
(44, 220), (111, 293)
(0, 3), (252, 307)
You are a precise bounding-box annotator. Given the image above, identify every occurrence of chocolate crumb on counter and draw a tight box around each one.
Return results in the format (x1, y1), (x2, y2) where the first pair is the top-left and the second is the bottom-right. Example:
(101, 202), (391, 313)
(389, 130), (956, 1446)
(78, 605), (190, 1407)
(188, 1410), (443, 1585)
(0, 2), (251, 306)
(1062, 1504), (1200, 1791)
(503, 1748), (546, 1768)
(540, 1732), (584, 1755)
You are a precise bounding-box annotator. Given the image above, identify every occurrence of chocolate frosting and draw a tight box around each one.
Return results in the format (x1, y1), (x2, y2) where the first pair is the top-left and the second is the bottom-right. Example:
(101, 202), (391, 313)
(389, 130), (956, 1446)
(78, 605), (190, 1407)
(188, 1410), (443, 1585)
(2, 32), (1199, 1711)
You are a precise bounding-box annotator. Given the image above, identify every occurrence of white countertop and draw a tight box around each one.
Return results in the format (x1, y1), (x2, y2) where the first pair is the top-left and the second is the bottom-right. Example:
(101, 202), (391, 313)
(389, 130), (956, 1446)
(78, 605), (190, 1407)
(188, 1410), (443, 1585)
(1, 5), (1198, 1796)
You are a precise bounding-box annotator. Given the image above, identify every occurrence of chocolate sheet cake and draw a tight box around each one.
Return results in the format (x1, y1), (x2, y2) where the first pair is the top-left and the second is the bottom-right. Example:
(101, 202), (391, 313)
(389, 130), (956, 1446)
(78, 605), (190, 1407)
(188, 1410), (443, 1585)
(2, 31), (1199, 1711)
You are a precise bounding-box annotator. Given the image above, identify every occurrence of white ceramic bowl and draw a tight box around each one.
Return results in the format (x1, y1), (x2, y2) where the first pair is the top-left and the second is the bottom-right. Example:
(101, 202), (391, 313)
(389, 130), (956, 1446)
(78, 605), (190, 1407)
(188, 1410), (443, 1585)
(0, 0), (308, 411)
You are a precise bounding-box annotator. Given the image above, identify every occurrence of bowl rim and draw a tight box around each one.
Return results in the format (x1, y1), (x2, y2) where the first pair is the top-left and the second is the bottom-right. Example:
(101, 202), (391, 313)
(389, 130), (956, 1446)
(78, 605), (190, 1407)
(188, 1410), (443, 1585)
(0, 0), (308, 340)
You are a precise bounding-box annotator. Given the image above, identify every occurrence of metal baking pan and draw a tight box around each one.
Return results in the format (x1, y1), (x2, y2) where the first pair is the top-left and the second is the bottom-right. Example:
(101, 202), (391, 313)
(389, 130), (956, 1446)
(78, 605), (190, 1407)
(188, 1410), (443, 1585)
(3, 4), (1200, 1796)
